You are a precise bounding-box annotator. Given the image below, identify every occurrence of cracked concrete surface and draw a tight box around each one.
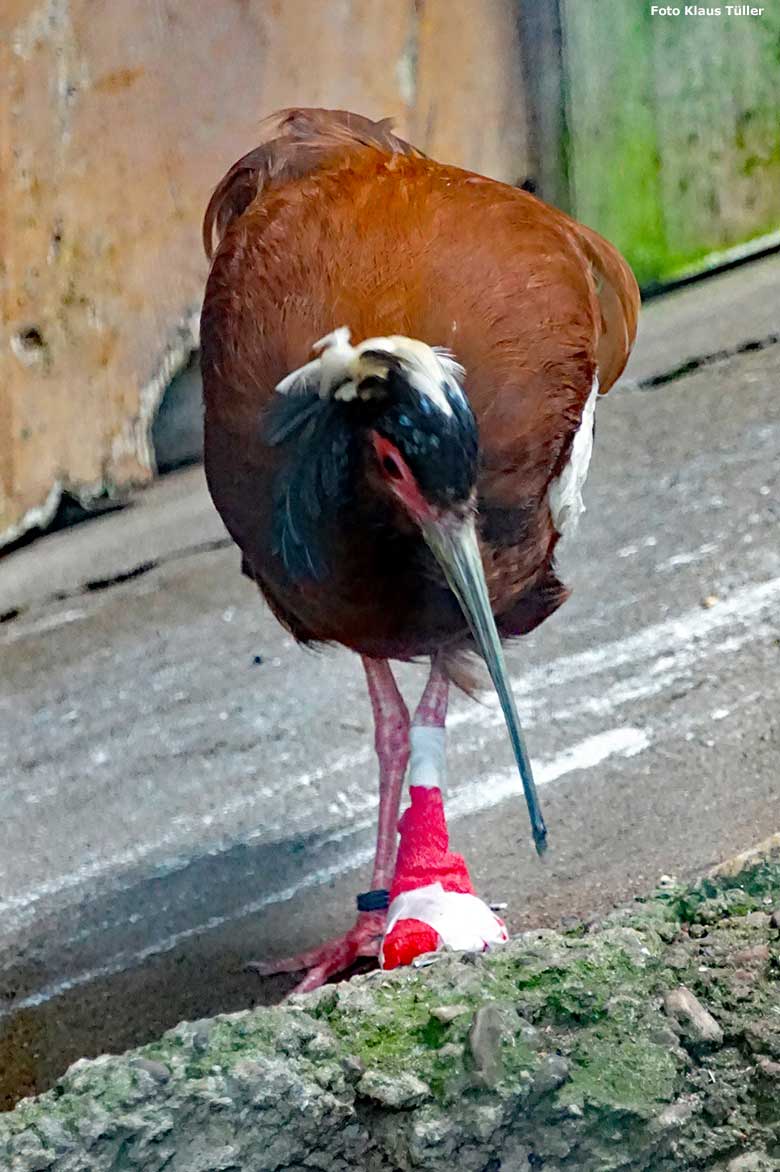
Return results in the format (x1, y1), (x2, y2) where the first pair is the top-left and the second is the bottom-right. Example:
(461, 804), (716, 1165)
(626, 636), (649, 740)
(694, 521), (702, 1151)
(1, 256), (779, 1110)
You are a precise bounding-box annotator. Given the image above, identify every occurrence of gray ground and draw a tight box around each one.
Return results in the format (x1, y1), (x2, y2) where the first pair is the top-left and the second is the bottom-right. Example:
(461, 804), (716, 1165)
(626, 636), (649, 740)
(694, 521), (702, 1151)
(1, 255), (779, 1108)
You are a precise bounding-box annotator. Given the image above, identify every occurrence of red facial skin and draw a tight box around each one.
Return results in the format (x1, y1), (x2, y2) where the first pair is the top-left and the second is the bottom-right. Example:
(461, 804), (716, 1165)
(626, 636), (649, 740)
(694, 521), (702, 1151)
(370, 431), (438, 528)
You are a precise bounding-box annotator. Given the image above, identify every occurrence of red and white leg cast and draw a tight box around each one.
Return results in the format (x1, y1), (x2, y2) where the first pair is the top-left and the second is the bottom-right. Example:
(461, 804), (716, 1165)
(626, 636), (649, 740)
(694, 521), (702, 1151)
(380, 670), (508, 970)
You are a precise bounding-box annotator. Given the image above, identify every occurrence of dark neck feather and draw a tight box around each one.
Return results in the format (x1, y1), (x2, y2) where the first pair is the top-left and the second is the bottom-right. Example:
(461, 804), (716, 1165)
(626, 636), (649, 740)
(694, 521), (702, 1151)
(264, 391), (356, 581)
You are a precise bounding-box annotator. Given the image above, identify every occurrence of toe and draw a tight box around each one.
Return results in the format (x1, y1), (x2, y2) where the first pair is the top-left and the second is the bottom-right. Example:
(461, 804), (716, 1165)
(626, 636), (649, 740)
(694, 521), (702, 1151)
(247, 911), (386, 987)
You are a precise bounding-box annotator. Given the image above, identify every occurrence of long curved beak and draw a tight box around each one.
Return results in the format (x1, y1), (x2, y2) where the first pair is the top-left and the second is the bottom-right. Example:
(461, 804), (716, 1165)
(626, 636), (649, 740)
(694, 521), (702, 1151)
(421, 513), (548, 855)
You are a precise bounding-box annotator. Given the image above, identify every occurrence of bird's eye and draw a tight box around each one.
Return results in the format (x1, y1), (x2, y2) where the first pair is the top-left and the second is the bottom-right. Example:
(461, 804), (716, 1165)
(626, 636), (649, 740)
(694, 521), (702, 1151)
(382, 453), (404, 480)
(371, 432), (413, 489)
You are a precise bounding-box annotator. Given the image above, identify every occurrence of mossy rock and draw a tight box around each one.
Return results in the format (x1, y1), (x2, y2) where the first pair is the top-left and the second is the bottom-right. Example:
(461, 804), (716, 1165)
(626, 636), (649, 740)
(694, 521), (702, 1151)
(2, 852), (780, 1170)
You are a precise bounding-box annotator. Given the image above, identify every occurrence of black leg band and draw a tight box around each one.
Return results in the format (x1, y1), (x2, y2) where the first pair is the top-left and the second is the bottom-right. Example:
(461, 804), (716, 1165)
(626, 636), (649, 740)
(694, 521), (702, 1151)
(357, 888), (390, 912)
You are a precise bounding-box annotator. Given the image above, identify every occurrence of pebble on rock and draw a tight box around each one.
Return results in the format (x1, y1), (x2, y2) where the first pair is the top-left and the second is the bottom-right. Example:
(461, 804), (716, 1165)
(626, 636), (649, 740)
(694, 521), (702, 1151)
(356, 1070), (432, 1109)
(469, 1004), (507, 1088)
(430, 1003), (471, 1023)
(663, 986), (724, 1045)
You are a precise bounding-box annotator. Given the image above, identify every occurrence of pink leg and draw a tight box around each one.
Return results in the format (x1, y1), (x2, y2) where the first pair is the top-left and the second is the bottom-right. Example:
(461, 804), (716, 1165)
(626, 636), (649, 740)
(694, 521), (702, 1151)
(412, 657), (450, 728)
(249, 658), (410, 993)
(364, 658), (412, 888)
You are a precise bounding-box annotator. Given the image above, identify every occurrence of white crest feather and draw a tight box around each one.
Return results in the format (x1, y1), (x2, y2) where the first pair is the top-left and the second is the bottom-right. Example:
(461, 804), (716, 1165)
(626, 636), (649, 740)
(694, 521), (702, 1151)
(274, 327), (355, 397)
(432, 346), (465, 385)
(275, 327), (466, 416)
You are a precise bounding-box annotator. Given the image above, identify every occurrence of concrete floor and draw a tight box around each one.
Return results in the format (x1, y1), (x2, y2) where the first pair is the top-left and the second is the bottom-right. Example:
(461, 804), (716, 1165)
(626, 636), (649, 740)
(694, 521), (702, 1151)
(1, 254), (779, 1108)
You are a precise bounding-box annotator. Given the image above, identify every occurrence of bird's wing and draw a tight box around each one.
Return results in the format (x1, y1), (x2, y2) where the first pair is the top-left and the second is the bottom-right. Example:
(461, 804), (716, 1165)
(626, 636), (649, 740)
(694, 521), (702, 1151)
(568, 220), (640, 394)
(501, 196), (639, 397)
(203, 108), (423, 260)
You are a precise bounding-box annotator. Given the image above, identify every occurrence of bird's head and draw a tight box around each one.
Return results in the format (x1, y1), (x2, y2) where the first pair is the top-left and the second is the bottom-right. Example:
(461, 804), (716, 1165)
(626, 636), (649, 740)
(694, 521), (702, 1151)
(275, 327), (478, 524)
(268, 324), (495, 655)
(268, 328), (481, 572)
(270, 323), (491, 606)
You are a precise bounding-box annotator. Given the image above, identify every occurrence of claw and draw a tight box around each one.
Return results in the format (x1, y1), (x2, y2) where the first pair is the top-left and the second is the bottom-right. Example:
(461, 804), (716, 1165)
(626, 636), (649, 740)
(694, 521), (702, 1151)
(246, 911), (386, 994)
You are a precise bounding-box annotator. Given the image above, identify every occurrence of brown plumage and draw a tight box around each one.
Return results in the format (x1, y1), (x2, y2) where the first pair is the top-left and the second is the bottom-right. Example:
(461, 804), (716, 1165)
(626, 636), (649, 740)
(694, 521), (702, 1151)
(200, 108), (639, 990)
(202, 108), (637, 664)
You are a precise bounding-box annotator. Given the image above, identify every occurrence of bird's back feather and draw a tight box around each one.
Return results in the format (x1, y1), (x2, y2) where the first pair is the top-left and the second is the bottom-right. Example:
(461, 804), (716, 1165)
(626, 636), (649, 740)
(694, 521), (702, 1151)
(203, 108), (423, 260)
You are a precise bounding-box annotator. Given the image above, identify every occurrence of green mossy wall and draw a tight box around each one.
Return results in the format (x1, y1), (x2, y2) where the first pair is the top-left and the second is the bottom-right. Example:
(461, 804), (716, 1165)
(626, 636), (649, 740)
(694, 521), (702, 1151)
(562, 2), (780, 285)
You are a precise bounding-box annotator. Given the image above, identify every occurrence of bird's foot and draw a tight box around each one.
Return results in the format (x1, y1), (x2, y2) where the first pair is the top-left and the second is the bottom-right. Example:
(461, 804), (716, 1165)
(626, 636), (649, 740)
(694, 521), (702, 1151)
(247, 910), (386, 994)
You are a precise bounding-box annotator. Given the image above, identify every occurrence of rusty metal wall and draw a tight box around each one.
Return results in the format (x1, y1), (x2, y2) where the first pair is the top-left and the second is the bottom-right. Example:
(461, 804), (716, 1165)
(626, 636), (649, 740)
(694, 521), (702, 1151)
(0, 0), (531, 547)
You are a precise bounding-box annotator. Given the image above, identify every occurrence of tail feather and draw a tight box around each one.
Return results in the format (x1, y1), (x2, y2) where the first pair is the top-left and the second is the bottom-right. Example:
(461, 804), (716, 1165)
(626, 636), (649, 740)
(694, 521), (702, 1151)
(203, 108), (422, 259)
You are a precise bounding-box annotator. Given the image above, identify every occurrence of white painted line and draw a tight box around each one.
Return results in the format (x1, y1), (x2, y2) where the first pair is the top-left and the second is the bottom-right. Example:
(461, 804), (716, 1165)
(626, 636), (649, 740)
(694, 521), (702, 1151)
(447, 727), (650, 822)
(655, 542), (719, 573)
(0, 724), (650, 1017)
(0, 608), (86, 643)
(491, 572), (780, 706)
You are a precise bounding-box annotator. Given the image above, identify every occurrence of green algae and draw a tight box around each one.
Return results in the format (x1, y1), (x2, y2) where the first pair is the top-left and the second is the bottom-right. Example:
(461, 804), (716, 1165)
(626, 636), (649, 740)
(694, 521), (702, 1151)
(682, 863), (780, 916)
(561, 1033), (678, 1117)
(484, 928), (662, 1027)
(311, 974), (491, 1101)
(140, 1011), (282, 1081)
